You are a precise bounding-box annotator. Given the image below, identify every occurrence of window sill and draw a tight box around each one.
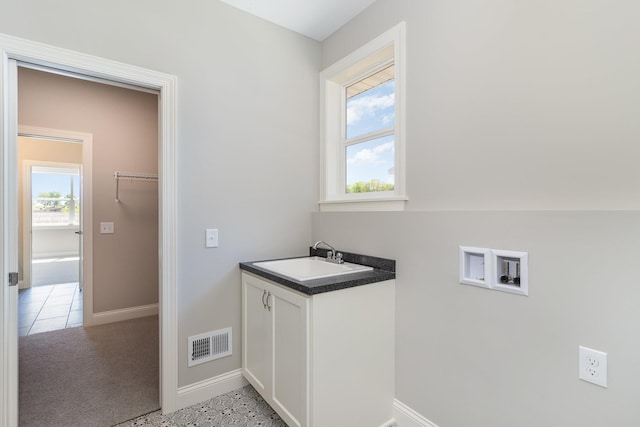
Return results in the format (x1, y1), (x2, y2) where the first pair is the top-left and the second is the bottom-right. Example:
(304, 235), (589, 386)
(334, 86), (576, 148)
(318, 196), (407, 212)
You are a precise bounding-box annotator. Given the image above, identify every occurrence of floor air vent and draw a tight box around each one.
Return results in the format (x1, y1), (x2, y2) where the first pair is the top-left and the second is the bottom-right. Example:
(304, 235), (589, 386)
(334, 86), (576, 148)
(188, 327), (232, 367)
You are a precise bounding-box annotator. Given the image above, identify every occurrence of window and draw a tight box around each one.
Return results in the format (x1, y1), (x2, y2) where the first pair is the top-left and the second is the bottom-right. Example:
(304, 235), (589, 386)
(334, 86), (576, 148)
(320, 22), (406, 211)
(346, 65), (395, 193)
(31, 166), (80, 227)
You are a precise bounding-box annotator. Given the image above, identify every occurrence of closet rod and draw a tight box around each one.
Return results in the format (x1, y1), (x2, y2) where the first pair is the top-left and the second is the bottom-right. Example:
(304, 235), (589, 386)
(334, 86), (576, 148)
(114, 171), (158, 202)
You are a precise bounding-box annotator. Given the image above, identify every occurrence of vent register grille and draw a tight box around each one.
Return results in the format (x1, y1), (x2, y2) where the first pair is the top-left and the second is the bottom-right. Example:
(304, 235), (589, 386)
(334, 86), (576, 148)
(188, 327), (232, 367)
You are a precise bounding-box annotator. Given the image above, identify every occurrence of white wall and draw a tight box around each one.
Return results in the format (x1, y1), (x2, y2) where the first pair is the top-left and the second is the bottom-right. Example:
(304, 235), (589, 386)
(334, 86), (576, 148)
(0, 0), (320, 387)
(31, 229), (78, 258)
(317, 1), (640, 426)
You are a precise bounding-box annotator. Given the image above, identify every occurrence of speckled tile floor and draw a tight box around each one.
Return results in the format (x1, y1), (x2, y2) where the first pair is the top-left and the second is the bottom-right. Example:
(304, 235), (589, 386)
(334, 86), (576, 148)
(116, 385), (287, 427)
(117, 385), (400, 427)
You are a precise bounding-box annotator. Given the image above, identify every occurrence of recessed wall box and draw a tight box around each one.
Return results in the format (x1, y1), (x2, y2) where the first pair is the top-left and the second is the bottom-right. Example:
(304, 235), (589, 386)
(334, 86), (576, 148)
(459, 247), (491, 289)
(492, 249), (528, 296)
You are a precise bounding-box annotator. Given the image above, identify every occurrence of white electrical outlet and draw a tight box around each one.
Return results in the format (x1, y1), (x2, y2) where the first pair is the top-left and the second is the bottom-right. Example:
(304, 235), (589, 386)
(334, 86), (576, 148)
(579, 346), (607, 388)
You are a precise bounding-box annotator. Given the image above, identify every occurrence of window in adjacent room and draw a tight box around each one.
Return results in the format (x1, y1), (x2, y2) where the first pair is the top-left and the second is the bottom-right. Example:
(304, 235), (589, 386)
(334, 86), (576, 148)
(320, 22), (406, 211)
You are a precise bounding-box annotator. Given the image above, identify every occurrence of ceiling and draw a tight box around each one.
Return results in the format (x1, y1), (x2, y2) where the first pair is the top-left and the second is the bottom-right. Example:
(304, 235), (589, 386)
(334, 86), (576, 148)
(219, 0), (378, 41)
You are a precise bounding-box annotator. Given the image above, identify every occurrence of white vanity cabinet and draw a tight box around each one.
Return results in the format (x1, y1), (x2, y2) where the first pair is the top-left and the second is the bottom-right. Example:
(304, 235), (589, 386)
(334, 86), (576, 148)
(242, 272), (309, 427)
(241, 271), (395, 427)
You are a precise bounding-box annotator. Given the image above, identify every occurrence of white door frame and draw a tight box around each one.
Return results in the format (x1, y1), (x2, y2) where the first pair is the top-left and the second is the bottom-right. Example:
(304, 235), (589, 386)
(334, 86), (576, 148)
(0, 34), (179, 426)
(22, 159), (84, 288)
(20, 128), (92, 325)
(19, 128), (91, 295)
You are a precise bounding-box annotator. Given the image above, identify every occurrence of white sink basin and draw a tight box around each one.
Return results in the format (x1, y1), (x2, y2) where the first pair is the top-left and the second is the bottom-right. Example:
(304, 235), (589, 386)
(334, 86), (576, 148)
(254, 256), (373, 281)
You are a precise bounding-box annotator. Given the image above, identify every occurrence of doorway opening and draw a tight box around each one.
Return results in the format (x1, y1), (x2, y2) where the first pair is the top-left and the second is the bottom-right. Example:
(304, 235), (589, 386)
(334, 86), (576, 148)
(1, 35), (179, 426)
(15, 64), (162, 424)
(30, 165), (81, 288)
(15, 62), (165, 424)
(19, 158), (84, 336)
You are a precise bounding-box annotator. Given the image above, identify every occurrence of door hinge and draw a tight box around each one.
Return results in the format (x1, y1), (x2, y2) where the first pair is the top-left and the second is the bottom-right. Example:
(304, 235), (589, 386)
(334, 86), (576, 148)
(8, 272), (18, 287)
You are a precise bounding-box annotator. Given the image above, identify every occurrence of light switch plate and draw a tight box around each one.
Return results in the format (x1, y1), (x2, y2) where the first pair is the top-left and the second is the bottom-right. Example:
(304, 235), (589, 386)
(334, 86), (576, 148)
(205, 228), (218, 248)
(100, 222), (114, 234)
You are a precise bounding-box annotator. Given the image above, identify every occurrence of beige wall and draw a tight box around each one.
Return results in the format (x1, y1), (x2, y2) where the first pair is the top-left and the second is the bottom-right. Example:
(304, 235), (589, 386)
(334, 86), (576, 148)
(18, 68), (159, 313)
(317, 1), (640, 426)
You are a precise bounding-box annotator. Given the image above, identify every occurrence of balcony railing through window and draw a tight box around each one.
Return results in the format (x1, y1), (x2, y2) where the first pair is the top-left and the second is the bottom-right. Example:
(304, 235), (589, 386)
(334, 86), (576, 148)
(32, 195), (79, 226)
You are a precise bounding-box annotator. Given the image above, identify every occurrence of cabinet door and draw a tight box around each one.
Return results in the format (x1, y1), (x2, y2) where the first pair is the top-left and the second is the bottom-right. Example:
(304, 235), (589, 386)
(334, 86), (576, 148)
(242, 274), (271, 396)
(269, 283), (309, 427)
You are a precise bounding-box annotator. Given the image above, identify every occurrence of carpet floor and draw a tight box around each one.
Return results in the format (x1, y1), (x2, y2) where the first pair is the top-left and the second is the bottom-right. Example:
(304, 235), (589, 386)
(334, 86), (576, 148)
(19, 315), (159, 427)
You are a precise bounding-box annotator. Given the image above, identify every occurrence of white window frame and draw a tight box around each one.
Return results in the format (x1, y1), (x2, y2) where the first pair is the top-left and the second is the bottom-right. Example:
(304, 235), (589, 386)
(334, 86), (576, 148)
(319, 22), (407, 212)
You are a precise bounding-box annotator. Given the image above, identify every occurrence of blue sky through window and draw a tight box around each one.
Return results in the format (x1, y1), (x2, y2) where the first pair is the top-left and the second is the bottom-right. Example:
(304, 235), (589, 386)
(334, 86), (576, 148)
(346, 134), (395, 186)
(345, 79), (395, 186)
(346, 80), (395, 138)
(32, 173), (79, 198)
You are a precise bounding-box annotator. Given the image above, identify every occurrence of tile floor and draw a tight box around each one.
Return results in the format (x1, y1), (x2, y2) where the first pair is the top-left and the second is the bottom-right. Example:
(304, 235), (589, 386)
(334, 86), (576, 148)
(117, 385), (287, 427)
(18, 282), (83, 336)
(31, 256), (79, 287)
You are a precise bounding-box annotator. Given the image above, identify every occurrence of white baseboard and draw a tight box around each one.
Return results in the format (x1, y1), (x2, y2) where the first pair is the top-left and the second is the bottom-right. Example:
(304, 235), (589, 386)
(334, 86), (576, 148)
(394, 399), (439, 427)
(176, 369), (248, 410)
(90, 303), (159, 326)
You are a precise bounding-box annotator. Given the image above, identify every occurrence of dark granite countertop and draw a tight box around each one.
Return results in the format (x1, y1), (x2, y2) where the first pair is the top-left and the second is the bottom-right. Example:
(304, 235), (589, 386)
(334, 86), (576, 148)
(239, 247), (396, 296)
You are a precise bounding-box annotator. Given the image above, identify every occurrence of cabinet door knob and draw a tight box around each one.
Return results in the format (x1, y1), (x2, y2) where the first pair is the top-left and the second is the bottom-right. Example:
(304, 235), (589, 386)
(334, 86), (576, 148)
(262, 290), (268, 309)
(266, 291), (272, 312)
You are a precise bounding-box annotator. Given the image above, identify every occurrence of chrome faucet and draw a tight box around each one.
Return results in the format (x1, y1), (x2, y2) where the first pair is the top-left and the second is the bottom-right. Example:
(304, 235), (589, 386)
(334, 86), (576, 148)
(312, 240), (344, 264)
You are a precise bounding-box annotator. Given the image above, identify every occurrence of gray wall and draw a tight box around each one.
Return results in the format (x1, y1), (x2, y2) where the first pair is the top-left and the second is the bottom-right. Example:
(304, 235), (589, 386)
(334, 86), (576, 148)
(317, 1), (640, 426)
(1, 0), (320, 387)
(313, 211), (640, 426)
(6, 0), (637, 424)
